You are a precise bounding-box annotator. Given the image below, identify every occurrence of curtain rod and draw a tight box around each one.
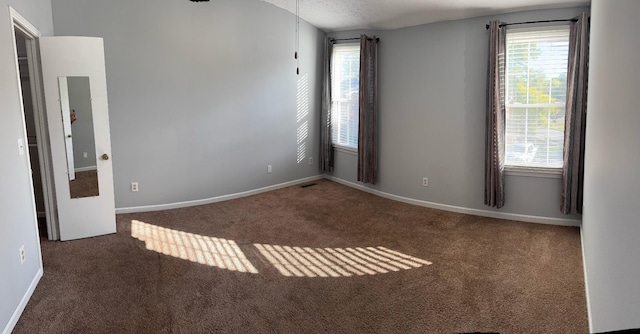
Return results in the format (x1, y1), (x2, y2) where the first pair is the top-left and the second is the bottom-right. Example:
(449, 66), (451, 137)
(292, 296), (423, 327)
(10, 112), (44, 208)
(485, 18), (578, 30)
(329, 37), (380, 43)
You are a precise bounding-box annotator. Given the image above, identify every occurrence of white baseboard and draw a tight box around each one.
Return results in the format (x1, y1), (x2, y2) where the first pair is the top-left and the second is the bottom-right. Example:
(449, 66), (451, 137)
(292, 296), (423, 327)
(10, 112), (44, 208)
(581, 225), (593, 333)
(116, 175), (324, 214)
(74, 166), (96, 173)
(3, 267), (43, 334)
(325, 176), (581, 227)
(116, 173), (580, 226)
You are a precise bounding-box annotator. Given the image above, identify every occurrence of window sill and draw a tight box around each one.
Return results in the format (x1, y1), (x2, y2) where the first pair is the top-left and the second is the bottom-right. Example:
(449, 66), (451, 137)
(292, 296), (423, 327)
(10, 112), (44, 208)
(504, 166), (562, 178)
(333, 144), (357, 155)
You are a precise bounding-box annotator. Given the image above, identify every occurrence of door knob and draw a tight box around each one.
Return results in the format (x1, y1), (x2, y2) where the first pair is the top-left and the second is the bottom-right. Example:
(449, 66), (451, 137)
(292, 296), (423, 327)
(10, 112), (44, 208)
(101, 153), (109, 160)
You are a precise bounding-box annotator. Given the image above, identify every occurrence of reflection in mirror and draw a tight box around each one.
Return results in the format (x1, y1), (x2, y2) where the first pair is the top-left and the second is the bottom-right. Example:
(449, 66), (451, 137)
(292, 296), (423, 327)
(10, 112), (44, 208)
(58, 76), (99, 198)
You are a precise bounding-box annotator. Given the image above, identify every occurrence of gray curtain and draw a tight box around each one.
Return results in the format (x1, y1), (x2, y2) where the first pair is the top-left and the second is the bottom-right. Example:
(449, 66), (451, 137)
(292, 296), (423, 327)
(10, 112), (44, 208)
(357, 35), (378, 184)
(320, 37), (334, 172)
(485, 21), (506, 208)
(561, 13), (590, 215)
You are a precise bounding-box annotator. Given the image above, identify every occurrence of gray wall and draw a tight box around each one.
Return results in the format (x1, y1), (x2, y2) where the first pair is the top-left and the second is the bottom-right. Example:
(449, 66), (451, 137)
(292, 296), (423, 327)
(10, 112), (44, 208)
(51, 0), (324, 209)
(328, 7), (588, 223)
(68, 76), (97, 170)
(583, 0), (640, 332)
(0, 0), (53, 332)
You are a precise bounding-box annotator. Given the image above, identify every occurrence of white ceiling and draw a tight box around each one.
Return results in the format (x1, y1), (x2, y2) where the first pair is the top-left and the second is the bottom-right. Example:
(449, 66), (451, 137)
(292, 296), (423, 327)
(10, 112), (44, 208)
(260, 0), (589, 32)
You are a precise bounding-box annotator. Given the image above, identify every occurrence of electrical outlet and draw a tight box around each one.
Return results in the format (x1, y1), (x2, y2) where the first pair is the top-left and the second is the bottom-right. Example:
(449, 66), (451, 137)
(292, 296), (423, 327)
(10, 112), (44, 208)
(309, 157), (313, 165)
(267, 165), (272, 174)
(131, 182), (139, 192)
(422, 177), (429, 187)
(19, 245), (25, 264)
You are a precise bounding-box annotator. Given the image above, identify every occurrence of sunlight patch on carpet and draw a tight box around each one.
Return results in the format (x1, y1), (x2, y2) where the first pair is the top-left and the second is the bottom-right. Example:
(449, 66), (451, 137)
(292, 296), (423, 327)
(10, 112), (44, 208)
(131, 220), (259, 273)
(254, 244), (432, 277)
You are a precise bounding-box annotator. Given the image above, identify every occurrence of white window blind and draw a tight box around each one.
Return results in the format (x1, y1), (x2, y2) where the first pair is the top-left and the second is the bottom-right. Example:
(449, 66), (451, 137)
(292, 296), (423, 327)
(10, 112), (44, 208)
(505, 28), (569, 168)
(331, 44), (360, 149)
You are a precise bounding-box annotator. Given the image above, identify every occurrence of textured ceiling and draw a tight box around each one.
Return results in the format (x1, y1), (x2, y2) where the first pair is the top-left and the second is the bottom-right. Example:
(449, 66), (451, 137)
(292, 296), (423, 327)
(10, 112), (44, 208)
(259, 0), (589, 32)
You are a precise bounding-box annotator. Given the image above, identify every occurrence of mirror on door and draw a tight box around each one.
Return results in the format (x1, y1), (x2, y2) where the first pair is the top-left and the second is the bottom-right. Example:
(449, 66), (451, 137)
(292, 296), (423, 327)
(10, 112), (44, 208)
(57, 76), (99, 198)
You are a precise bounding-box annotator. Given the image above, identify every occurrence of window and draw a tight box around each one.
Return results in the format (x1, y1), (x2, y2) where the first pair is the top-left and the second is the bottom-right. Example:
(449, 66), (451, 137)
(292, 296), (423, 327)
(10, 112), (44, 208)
(331, 44), (360, 149)
(505, 28), (570, 168)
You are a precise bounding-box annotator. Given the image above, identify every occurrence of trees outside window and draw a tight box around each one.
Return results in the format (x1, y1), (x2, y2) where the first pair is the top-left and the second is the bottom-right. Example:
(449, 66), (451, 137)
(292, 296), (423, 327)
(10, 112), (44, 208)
(505, 28), (570, 168)
(331, 44), (360, 149)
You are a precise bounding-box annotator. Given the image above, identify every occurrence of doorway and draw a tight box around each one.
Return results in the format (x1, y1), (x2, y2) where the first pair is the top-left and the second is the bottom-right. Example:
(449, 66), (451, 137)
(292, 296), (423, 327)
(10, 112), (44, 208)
(11, 8), (59, 240)
(15, 32), (45, 237)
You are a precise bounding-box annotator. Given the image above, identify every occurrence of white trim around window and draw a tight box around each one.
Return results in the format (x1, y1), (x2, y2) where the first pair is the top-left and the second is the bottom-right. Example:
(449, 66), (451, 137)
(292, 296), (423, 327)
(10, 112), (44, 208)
(505, 166), (562, 178)
(333, 144), (357, 155)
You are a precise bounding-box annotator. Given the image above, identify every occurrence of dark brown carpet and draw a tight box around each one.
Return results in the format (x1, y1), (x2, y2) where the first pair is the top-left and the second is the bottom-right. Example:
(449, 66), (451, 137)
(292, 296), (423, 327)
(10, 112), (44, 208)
(69, 170), (99, 198)
(14, 179), (588, 333)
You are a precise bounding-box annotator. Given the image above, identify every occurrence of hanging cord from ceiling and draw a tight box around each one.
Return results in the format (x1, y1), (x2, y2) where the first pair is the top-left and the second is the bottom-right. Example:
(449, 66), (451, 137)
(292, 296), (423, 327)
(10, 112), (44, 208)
(295, 0), (300, 75)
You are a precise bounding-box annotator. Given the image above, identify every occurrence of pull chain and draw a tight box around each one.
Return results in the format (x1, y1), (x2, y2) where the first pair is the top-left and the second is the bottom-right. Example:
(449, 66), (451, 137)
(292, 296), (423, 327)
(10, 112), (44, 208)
(295, 0), (299, 75)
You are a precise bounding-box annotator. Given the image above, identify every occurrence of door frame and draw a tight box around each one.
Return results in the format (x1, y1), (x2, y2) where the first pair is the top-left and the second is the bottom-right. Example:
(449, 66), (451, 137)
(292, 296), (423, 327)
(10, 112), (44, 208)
(10, 6), (59, 240)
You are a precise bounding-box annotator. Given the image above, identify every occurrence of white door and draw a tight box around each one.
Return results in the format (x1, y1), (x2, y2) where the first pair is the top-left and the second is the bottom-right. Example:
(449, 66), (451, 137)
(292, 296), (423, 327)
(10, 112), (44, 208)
(39, 37), (116, 241)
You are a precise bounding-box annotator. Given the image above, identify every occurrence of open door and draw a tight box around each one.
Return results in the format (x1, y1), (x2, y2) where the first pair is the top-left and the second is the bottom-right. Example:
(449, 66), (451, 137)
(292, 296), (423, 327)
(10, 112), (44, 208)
(39, 37), (116, 241)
